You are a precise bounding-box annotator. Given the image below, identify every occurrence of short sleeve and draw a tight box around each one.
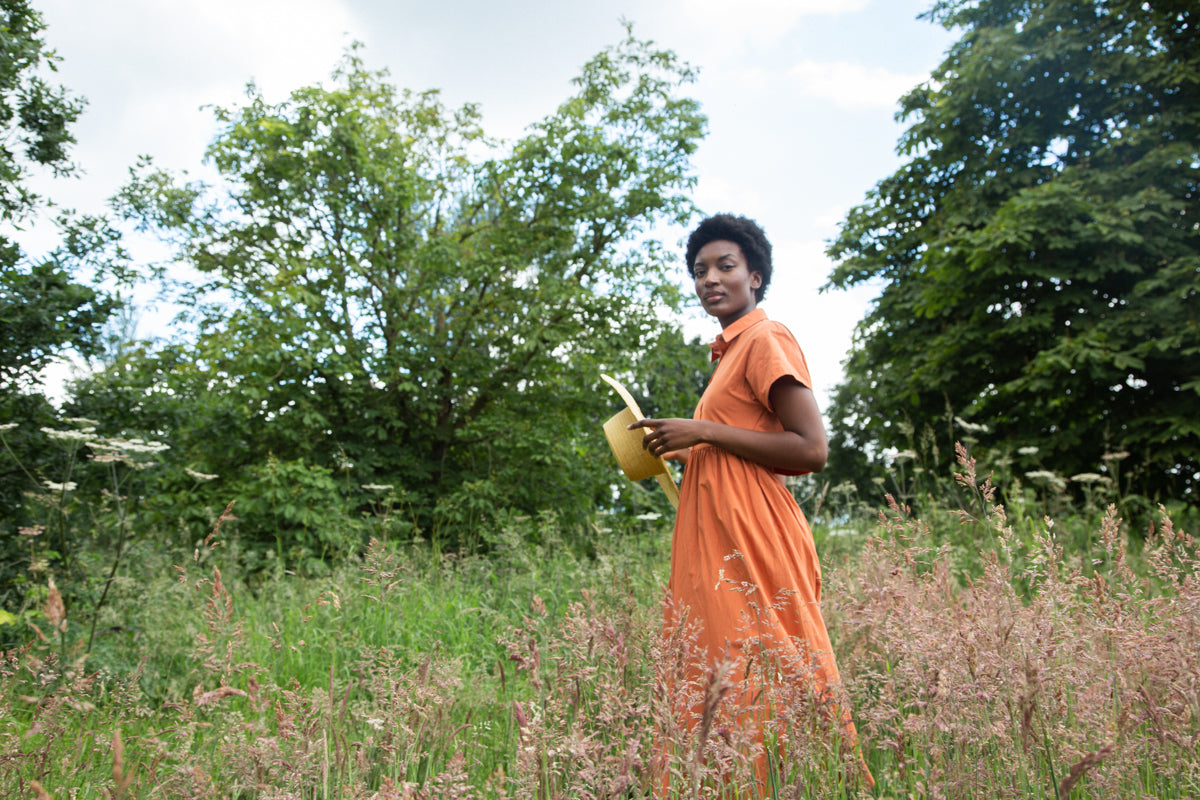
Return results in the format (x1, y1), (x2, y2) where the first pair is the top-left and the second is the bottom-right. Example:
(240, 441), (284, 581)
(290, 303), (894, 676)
(743, 322), (812, 411)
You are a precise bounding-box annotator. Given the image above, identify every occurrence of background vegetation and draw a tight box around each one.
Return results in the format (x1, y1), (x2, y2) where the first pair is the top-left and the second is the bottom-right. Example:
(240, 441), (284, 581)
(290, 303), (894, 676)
(824, 0), (1199, 506)
(2, 0), (1198, 797)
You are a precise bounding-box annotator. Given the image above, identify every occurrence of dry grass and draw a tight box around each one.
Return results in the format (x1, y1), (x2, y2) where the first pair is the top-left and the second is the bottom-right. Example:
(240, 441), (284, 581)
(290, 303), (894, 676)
(1, 450), (1197, 798)
(828, 446), (1200, 797)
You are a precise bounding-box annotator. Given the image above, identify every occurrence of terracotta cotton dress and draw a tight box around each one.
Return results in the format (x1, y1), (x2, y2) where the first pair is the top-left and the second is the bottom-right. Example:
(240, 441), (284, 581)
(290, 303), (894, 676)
(665, 307), (862, 781)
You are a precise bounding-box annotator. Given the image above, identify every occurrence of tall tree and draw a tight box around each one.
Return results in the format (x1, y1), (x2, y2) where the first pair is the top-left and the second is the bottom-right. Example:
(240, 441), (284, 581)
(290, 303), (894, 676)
(0, 0), (121, 608)
(0, 0), (78, 223)
(825, 0), (1199, 501)
(0, 0), (109, 390)
(98, 34), (706, 548)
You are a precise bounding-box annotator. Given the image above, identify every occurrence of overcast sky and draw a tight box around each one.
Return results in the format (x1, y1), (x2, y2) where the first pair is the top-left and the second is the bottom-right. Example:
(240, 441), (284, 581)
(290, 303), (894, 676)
(25, 0), (957, 410)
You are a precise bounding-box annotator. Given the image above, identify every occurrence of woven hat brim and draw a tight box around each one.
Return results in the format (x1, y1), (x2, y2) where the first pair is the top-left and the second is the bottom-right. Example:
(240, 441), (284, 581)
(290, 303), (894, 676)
(604, 408), (665, 481)
(600, 374), (668, 481)
(600, 374), (645, 417)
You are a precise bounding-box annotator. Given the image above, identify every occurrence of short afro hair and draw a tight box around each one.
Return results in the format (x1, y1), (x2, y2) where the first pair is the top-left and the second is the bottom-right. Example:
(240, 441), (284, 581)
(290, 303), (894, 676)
(685, 213), (773, 302)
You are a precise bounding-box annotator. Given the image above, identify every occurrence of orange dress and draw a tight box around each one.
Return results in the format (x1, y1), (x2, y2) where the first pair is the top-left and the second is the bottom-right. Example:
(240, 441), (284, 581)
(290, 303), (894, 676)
(665, 308), (863, 784)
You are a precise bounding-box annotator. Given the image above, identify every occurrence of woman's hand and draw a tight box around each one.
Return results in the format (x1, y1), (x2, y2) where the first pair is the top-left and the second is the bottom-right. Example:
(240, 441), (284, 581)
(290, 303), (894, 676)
(627, 418), (709, 460)
(628, 377), (828, 473)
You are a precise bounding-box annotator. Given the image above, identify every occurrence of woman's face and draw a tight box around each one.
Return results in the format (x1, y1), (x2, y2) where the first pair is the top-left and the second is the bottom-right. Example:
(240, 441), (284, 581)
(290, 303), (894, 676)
(693, 239), (762, 328)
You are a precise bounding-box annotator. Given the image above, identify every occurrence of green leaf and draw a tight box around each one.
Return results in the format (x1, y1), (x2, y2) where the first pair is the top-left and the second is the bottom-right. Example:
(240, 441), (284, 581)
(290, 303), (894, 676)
(823, 0), (1200, 500)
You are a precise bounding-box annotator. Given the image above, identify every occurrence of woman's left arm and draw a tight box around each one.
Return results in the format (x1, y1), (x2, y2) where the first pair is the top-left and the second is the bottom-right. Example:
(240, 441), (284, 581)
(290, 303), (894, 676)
(630, 376), (828, 473)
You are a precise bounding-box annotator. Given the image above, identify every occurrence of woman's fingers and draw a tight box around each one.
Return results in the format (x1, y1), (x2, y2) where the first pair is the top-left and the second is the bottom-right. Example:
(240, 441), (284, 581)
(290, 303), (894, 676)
(627, 418), (667, 453)
(627, 418), (704, 455)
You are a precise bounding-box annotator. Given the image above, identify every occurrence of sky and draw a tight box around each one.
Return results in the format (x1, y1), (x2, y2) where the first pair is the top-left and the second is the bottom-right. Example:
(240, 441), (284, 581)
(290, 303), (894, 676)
(25, 0), (958, 411)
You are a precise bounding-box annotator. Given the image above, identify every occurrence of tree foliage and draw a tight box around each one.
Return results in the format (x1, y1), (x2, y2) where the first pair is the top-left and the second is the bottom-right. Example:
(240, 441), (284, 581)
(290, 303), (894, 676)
(0, 259), (117, 391)
(90, 35), (707, 552)
(0, 0), (81, 224)
(0, 0), (109, 390)
(825, 0), (1200, 502)
(0, 0), (128, 609)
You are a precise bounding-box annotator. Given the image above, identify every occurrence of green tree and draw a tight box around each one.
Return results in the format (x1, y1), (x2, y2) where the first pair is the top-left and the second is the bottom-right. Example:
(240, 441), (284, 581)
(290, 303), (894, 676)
(0, 0), (125, 612)
(96, 34), (706, 553)
(0, 0), (108, 390)
(825, 0), (1200, 503)
(0, 0), (78, 222)
(0, 260), (117, 391)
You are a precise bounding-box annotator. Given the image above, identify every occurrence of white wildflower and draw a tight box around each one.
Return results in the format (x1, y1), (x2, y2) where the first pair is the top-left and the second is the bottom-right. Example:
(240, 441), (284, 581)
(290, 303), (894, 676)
(635, 512), (662, 521)
(110, 437), (170, 454)
(93, 437), (169, 455)
(43, 480), (77, 492)
(185, 468), (219, 481)
(41, 427), (97, 444)
(1018, 446), (1040, 456)
(1070, 473), (1110, 485)
(0, 422), (17, 432)
(1101, 451), (1130, 461)
(361, 483), (394, 492)
(954, 416), (991, 434)
(893, 449), (919, 463)
(1024, 470), (1067, 489)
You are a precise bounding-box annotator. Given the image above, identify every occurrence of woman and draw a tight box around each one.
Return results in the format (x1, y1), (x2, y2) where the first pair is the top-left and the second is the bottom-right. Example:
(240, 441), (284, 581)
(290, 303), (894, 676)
(631, 213), (872, 790)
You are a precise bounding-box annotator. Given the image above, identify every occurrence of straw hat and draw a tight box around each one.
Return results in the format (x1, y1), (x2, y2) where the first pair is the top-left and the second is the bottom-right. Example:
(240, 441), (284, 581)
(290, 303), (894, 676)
(600, 374), (680, 508)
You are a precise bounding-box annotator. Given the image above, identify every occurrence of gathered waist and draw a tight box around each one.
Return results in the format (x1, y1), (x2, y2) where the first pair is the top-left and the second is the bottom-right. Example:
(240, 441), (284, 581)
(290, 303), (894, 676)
(686, 442), (799, 482)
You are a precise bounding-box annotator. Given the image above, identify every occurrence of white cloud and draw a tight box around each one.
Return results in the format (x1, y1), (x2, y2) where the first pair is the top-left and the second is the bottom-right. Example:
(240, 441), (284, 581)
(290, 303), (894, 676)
(173, 0), (360, 100)
(678, 0), (869, 28)
(762, 238), (875, 407)
(48, 0), (361, 112)
(668, 0), (870, 54)
(692, 176), (767, 220)
(788, 59), (926, 110)
(813, 204), (852, 235)
(26, 0), (362, 223)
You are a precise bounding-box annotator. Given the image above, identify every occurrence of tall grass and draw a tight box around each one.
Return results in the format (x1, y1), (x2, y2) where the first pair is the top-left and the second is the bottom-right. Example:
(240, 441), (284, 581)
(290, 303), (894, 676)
(1, 448), (1197, 798)
(828, 446), (1199, 797)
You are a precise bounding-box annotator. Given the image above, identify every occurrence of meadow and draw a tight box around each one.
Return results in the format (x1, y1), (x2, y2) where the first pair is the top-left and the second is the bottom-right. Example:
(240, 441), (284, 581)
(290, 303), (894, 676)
(2, 447), (1198, 799)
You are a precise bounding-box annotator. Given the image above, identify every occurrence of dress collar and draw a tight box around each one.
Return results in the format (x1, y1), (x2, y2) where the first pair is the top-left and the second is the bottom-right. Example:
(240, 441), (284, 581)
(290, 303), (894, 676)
(709, 307), (768, 362)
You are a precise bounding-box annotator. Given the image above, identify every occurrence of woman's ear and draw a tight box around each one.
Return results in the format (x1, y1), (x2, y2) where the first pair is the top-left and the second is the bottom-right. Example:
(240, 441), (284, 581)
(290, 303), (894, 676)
(751, 271), (763, 290)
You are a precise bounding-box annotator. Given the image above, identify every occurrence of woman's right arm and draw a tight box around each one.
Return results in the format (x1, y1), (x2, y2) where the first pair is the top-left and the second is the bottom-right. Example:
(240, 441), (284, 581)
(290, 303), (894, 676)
(629, 378), (827, 474)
